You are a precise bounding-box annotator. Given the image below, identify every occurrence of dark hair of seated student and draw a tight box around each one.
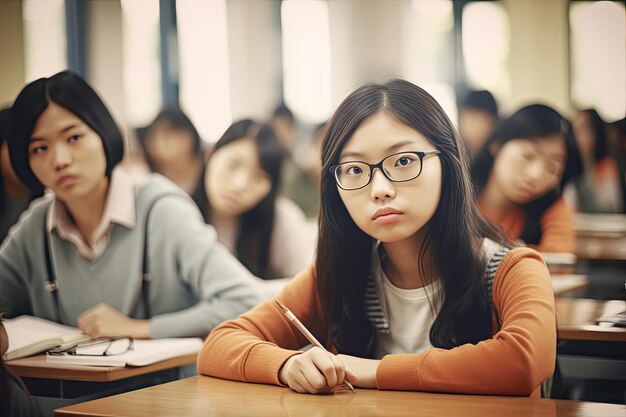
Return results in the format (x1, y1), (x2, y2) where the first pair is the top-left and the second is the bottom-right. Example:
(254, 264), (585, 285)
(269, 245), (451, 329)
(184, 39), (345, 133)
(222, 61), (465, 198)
(0, 316), (37, 417)
(0, 109), (43, 243)
(136, 107), (205, 195)
(192, 119), (284, 279)
(472, 104), (583, 247)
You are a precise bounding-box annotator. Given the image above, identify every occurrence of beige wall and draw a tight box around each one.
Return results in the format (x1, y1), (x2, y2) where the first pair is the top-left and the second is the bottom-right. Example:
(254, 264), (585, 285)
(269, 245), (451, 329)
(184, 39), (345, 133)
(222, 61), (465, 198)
(86, 0), (125, 134)
(0, 0), (25, 107)
(504, 0), (571, 115)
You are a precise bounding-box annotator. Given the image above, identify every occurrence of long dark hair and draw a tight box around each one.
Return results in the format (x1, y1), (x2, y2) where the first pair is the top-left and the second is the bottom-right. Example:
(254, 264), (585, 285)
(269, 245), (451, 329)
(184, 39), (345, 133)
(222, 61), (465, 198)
(472, 104), (583, 245)
(136, 106), (203, 172)
(317, 79), (507, 356)
(7, 70), (124, 195)
(193, 119), (284, 279)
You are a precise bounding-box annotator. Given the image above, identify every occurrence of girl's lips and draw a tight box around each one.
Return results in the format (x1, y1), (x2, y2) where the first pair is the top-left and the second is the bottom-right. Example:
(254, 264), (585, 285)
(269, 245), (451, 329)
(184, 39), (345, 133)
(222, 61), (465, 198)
(57, 176), (78, 188)
(373, 213), (402, 225)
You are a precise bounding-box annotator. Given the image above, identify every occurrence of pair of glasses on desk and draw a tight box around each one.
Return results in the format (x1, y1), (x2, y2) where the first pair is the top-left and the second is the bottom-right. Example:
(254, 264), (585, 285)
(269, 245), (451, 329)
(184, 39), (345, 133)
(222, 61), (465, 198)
(48, 337), (134, 357)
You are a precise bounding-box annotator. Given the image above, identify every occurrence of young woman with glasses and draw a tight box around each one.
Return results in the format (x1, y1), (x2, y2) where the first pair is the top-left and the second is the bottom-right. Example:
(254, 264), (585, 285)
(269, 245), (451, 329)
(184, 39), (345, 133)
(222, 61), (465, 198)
(193, 119), (316, 280)
(197, 79), (556, 396)
(472, 104), (583, 253)
(0, 71), (265, 340)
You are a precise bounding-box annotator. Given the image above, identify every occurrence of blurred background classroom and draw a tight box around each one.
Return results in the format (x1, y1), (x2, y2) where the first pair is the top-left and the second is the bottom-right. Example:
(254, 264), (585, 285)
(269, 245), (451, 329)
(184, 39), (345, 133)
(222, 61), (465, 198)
(0, 0), (625, 406)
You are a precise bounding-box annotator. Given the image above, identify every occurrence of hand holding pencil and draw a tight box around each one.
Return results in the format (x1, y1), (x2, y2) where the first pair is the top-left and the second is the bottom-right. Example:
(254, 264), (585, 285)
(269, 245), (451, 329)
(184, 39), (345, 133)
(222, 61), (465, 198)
(275, 299), (356, 393)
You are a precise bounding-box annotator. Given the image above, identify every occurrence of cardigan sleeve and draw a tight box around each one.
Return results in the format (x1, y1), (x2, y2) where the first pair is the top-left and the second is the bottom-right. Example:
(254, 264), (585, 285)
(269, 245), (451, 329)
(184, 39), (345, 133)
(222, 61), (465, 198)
(376, 248), (556, 396)
(197, 265), (327, 386)
(534, 197), (575, 253)
(146, 194), (266, 338)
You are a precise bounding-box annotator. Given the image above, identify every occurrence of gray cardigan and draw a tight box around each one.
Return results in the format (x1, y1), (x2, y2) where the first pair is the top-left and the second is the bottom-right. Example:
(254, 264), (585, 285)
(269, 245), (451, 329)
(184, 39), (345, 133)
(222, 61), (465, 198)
(0, 175), (265, 338)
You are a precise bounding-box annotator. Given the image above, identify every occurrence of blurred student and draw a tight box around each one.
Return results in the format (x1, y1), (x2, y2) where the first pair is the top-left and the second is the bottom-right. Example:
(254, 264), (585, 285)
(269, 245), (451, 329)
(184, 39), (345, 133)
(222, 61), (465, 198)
(565, 109), (623, 213)
(280, 122), (326, 218)
(136, 107), (205, 196)
(0, 109), (42, 244)
(457, 90), (499, 157)
(198, 79), (556, 397)
(606, 117), (626, 212)
(270, 103), (296, 156)
(0, 71), (264, 339)
(193, 119), (315, 280)
(473, 104), (583, 253)
(1, 316), (36, 417)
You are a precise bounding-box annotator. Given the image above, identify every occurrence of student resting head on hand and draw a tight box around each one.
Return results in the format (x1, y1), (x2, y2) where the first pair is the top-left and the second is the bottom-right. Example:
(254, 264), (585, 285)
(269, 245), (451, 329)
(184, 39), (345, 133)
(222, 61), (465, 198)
(198, 79), (557, 397)
(193, 119), (315, 280)
(472, 104), (583, 253)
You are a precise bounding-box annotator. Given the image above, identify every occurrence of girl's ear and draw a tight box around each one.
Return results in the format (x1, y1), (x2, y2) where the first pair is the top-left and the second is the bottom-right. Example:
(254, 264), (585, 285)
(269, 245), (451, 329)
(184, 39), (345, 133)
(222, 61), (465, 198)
(488, 142), (501, 157)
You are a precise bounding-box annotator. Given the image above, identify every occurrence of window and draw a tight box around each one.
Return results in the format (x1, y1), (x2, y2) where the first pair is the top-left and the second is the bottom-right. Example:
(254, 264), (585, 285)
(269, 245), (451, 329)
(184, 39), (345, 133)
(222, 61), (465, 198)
(404, 0), (456, 121)
(570, 1), (625, 120)
(177, 0), (231, 143)
(22, 0), (67, 82)
(462, 1), (510, 104)
(121, 0), (162, 128)
(281, 0), (332, 123)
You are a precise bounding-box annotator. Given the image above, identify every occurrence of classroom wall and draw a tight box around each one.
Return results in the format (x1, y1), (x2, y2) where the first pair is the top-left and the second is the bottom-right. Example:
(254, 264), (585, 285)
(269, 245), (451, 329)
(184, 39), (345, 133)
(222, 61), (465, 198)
(0, 1), (25, 108)
(504, 0), (571, 115)
(0, 0), (614, 124)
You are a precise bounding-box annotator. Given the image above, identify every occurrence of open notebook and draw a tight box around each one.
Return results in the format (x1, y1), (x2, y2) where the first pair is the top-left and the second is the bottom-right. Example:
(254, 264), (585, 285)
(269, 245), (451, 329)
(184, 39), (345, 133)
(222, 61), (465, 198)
(2, 316), (91, 361)
(45, 338), (203, 367)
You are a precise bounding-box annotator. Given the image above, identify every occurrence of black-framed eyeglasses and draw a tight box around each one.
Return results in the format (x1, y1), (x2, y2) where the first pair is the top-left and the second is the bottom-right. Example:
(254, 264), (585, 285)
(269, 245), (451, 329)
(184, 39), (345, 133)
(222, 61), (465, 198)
(329, 150), (441, 191)
(48, 337), (134, 357)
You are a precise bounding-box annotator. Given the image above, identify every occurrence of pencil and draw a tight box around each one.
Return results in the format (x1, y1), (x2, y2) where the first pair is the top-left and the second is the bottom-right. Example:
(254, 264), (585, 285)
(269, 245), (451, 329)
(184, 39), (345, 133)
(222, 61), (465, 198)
(274, 299), (355, 392)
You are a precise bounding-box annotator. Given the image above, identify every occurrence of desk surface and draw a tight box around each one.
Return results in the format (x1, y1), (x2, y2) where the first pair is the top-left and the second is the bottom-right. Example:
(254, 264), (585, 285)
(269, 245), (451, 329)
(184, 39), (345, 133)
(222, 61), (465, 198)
(556, 298), (626, 342)
(5, 353), (197, 382)
(55, 375), (625, 417)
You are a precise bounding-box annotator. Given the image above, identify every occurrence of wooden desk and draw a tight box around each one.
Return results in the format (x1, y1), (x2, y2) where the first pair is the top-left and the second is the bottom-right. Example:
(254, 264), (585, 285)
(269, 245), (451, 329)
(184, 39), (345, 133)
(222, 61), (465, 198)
(6, 353), (197, 417)
(551, 274), (589, 296)
(55, 375), (625, 417)
(556, 298), (626, 342)
(573, 213), (626, 261)
(5, 353), (197, 382)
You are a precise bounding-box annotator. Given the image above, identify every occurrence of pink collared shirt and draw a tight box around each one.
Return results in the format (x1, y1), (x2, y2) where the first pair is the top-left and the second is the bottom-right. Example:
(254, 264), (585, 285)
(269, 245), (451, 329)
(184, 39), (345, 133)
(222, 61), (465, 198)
(47, 168), (137, 261)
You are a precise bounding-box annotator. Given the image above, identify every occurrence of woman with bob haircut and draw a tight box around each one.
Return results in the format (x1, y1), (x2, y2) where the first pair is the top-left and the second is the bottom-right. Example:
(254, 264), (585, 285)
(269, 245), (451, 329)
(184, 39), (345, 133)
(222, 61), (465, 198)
(198, 79), (556, 397)
(472, 104), (583, 253)
(0, 71), (265, 339)
(193, 119), (315, 280)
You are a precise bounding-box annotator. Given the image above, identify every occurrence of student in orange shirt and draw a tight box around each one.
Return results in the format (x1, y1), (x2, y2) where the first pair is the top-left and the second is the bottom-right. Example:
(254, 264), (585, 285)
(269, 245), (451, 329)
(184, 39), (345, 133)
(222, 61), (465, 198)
(198, 79), (556, 397)
(472, 104), (583, 253)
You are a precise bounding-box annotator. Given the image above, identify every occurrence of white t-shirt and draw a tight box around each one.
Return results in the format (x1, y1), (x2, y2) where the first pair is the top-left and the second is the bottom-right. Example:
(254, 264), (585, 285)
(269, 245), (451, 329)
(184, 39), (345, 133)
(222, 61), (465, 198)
(373, 245), (442, 357)
(372, 238), (500, 357)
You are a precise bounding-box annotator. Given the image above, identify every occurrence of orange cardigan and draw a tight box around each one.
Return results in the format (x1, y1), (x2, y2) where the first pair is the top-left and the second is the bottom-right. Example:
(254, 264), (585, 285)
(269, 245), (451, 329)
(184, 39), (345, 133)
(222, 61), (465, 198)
(198, 247), (556, 397)
(479, 197), (574, 253)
